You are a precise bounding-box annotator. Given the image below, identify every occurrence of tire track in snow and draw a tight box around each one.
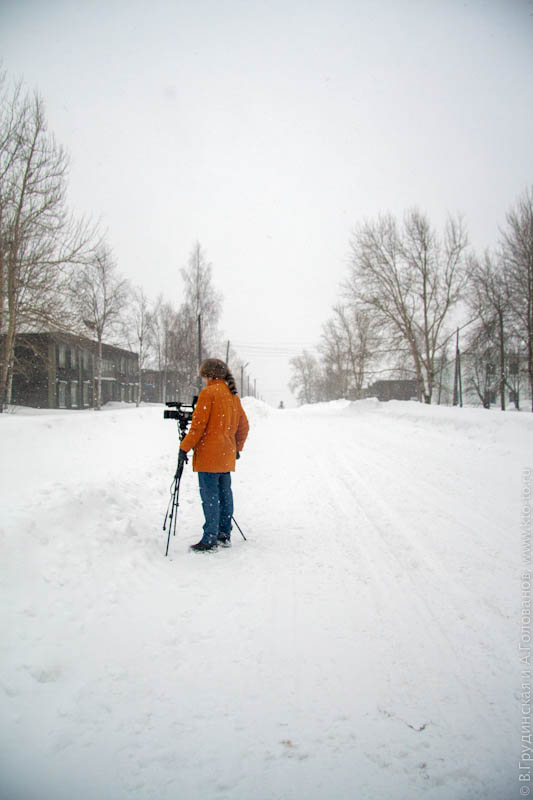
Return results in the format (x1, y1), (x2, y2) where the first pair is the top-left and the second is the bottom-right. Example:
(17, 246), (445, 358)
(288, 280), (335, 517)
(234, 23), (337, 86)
(331, 420), (515, 672)
(267, 408), (514, 779)
(266, 412), (505, 793)
(316, 414), (515, 752)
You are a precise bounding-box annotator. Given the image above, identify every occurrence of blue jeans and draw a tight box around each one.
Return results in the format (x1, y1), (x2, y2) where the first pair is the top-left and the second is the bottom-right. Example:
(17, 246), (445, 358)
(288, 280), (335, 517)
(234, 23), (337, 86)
(198, 472), (233, 546)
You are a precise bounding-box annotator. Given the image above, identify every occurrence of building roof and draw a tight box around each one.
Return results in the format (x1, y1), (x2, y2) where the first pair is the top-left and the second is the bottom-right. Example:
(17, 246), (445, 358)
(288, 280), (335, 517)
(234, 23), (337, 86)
(14, 331), (138, 359)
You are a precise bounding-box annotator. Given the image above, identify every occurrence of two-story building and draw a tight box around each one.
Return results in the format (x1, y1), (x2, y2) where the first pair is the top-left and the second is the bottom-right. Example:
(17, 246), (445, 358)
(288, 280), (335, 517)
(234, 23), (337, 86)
(9, 332), (139, 409)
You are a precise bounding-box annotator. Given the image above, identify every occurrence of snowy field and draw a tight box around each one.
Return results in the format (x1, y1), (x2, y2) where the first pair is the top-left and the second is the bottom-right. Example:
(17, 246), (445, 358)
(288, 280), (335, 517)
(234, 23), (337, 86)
(1, 397), (531, 800)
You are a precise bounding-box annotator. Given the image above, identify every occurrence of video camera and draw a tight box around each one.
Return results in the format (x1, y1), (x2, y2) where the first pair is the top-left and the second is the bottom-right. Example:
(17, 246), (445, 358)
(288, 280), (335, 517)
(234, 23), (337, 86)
(163, 397), (198, 435)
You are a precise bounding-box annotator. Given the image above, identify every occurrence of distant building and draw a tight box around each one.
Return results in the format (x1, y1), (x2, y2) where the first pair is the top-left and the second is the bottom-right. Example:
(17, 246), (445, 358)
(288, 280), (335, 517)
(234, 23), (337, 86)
(141, 369), (179, 403)
(8, 332), (139, 409)
(364, 379), (419, 402)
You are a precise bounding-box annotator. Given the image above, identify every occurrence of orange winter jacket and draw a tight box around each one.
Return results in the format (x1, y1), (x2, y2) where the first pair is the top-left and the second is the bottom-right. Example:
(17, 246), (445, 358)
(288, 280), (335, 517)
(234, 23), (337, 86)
(179, 379), (249, 473)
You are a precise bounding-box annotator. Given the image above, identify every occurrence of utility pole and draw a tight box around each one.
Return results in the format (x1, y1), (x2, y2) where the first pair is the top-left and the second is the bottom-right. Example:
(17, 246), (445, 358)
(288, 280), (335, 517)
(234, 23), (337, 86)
(197, 315), (202, 392)
(509, 355), (520, 409)
(498, 311), (506, 411)
(225, 340), (230, 364)
(247, 374), (250, 396)
(485, 362), (494, 409)
(241, 362), (249, 396)
(458, 346), (463, 407)
(453, 328), (462, 407)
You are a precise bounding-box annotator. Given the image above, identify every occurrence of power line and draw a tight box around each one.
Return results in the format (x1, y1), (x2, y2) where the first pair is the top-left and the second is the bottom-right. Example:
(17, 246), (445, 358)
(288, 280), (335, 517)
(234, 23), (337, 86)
(232, 343), (318, 352)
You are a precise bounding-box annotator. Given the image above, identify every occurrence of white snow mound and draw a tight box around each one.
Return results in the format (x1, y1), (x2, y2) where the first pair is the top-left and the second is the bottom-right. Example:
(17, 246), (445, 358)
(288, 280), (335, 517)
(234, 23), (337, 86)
(241, 395), (273, 419)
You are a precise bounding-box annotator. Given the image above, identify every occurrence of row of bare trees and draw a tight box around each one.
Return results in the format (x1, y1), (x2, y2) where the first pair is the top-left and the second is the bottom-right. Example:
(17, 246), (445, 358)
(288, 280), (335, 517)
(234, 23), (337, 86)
(0, 74), (232, 410)
(134, 241), (228, 405)
(76, 240), (229, 410)
(290, 195), (533, 410)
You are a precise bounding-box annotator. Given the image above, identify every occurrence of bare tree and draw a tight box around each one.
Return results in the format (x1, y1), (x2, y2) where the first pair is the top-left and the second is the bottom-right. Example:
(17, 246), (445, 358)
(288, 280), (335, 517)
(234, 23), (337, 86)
(168, 302), (199, 398)
(177, 242), (222, 390)
(346, 210), (469, 403)
(289, 350), (322, 405)
(121, 285), (152, 406)
(148, 295), (178, 403)
(501, 187), (533, 410)
(0, 77), (92, 408)
(467, 252), (510, 410)
(71, 246), (128, 409)
(322, 304), (376, 399)
(181, 242), (222, 343)
(319, 314), (348, 399)
(463, 324), (498, 408)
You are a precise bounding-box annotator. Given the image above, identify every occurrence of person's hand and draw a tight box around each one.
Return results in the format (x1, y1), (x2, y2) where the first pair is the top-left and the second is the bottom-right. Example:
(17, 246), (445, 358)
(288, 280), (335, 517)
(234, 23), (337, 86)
(236, 451), (241, 460)
(178, 449), (188, 467)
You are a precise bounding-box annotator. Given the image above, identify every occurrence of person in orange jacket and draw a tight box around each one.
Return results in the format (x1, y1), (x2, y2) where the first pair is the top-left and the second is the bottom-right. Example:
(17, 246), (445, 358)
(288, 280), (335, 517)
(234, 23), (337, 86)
(179, 358), (249, 551)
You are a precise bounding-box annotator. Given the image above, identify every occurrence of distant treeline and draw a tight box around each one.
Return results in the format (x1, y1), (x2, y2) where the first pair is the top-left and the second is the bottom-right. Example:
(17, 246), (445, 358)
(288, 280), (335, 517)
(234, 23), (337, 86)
(289, 198), (533, 411)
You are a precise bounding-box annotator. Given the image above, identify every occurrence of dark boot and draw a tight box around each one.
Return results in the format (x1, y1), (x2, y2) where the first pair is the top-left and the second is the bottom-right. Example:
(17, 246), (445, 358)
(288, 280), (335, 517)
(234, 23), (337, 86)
(190, 540), (218, 552)
(217, 535), (231, 547)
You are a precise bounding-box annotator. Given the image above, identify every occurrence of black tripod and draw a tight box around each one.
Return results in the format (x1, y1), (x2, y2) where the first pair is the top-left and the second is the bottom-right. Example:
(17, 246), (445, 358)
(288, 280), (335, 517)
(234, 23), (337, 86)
(163, 424), (247, 556)
(163, 451), (186, 557)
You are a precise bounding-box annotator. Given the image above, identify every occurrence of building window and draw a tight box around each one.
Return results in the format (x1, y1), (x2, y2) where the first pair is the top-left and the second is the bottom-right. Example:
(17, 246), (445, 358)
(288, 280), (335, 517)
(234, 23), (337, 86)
(58, 381), (67, 408)
(83, 381), (90, 407)
(71, 381), (79, 408)
(58, 345), (66, 368)
(70, 348), (78, 368)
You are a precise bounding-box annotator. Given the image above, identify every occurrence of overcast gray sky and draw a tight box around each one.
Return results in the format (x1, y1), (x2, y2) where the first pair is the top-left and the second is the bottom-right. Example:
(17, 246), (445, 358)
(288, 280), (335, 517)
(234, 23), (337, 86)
(2, 0), (533, 405)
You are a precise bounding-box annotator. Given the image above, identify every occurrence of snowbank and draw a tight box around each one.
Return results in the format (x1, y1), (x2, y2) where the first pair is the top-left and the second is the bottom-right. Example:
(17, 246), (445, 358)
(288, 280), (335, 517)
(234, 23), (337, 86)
(291, 398), (353, 415)
(342, 397), (533, 451)
(241, 395), (274, 420)
(291, 396), (533, 450)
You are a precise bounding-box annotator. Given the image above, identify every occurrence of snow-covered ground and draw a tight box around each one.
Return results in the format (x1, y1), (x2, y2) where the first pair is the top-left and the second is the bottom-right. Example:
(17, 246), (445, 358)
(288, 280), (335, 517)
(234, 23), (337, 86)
(1, 398), (530, 800)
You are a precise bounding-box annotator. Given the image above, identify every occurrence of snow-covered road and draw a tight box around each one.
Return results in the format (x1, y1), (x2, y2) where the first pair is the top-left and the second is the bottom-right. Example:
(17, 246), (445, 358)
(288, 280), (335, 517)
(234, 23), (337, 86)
(1, 398), (530, 799)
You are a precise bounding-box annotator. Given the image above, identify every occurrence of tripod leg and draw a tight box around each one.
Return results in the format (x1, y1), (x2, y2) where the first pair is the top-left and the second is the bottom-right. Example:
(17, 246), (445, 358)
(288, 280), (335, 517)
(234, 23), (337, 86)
(165, 474), (182, 556)
(171, 477), (181, 539)
(232, 515), (247, 541)
(165, 520), (173, 557)
(163, 503), (172, 532)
